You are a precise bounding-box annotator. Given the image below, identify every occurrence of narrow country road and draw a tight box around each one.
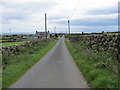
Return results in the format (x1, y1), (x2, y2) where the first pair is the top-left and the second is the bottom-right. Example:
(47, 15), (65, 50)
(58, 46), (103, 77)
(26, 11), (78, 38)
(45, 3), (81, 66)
(10, 37), (88, 88)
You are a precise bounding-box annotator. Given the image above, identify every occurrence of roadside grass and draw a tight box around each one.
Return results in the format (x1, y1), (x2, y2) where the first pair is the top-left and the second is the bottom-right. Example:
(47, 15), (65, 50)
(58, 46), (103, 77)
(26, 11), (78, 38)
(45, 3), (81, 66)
(65, 39), (119, 88)
(0, 69), (2, 90)
(1, 41), (29, 46)
(0, 43), (1, 47)
(0, 53), (2, 89)
(2, 39), (58, 88)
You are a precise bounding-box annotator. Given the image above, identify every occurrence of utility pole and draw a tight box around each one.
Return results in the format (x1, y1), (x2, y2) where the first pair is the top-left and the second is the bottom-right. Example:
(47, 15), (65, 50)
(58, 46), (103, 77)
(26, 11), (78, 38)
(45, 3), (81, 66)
(9, 29), (11, 35)
(68, 20), (70, 34)
(45, 13), (47, 39)
(54, 26), (56, 34)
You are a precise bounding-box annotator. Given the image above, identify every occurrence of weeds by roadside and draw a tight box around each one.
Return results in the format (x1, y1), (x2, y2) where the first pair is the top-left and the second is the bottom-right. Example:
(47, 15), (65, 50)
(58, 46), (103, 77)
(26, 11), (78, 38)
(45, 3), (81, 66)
(65, 39), (119, 88)
(2, 39), (58, 88)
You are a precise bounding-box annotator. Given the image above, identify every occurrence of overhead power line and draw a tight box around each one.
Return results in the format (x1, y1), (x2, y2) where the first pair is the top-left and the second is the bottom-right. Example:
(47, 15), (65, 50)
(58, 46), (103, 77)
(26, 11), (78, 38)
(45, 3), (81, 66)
(71, 0), (80, 19)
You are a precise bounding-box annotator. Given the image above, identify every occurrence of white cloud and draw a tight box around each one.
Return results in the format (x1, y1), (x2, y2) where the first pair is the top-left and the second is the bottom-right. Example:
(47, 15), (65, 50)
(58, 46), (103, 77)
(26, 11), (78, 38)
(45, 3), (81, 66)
(1, 0), (119, 34)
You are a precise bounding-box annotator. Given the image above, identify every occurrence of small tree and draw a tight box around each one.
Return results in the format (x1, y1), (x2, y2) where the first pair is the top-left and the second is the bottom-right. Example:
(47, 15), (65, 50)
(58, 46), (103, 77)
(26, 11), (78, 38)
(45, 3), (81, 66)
(82, 32), (84, 35)
(55, 34), (58, 37)
(102, 31), (104, 34)
(50, 34), (52, 38)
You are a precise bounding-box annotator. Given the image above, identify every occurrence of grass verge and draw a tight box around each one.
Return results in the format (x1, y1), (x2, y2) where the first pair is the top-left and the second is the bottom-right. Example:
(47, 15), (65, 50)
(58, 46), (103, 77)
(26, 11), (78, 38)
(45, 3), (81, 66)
(65, 39), (119, 88)
(2, 39), (58, 88)
(0, 50), (2, 89)
(0, 69), (2, 89)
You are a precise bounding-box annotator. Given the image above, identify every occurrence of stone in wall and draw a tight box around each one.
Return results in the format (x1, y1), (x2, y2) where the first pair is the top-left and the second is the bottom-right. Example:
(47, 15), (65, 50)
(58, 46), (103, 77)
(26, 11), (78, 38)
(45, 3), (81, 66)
(68, 34), (120, 62)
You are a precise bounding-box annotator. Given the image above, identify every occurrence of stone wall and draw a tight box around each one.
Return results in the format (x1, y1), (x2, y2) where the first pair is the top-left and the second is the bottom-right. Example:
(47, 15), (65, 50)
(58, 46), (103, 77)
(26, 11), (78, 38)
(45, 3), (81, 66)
(68, 34), (120, 62)
(1, 39), (46, 56)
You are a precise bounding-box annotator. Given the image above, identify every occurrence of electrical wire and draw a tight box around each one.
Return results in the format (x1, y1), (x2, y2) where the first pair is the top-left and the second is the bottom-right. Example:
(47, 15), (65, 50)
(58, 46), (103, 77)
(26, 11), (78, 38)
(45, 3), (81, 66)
(70, 0), (80, 20)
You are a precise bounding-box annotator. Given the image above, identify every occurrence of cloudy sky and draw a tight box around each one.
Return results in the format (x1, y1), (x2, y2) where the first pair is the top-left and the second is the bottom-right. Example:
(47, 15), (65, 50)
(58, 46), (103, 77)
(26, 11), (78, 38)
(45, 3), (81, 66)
(0, 0), (119, 34)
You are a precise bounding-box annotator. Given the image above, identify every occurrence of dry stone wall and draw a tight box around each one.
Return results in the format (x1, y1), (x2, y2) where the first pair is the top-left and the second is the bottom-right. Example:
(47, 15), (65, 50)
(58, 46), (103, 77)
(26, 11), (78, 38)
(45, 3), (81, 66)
(1, 39), (45, 56)
(68, 34), (120, 62)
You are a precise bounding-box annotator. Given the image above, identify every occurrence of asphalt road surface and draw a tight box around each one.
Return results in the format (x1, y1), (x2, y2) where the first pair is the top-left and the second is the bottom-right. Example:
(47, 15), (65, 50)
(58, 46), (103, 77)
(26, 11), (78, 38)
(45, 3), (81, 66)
(10, 37), (88, 88)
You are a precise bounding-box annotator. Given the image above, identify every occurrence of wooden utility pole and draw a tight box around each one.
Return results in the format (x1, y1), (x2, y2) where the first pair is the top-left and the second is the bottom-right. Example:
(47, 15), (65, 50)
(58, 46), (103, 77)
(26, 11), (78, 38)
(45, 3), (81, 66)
(54, 26), (56, 34)
(9, 29), (11, 35)
(45, 13), (47, 39)
(68, 20), (70, 34)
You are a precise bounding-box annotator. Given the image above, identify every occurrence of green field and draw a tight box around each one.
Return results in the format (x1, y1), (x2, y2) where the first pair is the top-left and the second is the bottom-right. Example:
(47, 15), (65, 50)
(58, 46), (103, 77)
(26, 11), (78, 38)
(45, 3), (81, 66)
(2, 39), (58, 88)
(1, 41), (29, 46)
(65, 39), (119, 88)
